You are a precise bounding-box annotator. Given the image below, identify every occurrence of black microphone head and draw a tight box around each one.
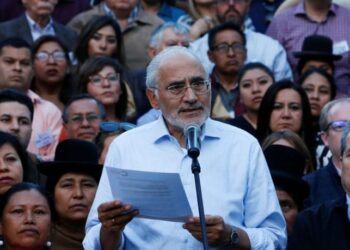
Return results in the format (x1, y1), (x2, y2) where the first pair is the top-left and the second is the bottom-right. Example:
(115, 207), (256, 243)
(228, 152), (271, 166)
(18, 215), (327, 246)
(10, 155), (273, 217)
(184, 123), (201, 158)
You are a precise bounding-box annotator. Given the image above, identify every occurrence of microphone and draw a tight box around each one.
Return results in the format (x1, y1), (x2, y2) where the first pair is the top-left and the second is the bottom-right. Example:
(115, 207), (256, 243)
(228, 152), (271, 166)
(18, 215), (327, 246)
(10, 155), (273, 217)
(184, 123), (201, 158)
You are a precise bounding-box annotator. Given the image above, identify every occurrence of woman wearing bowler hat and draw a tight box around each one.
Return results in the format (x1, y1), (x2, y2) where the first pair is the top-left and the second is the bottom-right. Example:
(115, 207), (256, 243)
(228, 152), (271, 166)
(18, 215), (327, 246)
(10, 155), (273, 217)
(293, 34), (342, 80)
(38, 139), (102, 250)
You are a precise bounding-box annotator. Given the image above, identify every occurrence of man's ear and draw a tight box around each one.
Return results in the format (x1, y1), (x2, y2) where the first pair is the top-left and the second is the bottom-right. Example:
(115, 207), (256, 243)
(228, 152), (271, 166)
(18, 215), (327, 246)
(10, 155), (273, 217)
(146, 88), (159, 109)
(148, 47), (157, 59)
(207, 50), (215, 63)
(320, 131), (329, 147)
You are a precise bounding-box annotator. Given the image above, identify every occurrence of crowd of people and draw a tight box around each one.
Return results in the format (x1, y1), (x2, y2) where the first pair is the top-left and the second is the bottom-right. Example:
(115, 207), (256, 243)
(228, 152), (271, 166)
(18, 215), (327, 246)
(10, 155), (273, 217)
(0, 0), (350, 249)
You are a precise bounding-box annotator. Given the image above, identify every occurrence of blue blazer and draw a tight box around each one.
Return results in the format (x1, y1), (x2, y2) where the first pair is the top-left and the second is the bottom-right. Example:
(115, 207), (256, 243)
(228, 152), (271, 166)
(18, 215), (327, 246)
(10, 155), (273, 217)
(303, 160), (345, 207)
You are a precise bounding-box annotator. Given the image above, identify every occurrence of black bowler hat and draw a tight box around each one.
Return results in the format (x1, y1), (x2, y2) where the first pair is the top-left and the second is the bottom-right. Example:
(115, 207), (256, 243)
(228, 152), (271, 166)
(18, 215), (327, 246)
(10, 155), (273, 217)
(293, 35), (342, 61)
(264, 145), (310, 210)
(38, 139), (103, 192)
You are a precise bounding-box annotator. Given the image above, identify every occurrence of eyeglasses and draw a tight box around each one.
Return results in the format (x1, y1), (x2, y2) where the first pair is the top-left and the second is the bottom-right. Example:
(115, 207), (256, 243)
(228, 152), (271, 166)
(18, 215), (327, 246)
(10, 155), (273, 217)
(325, 120), (348, 132)
(152, 80), (211, 97)
(100, 121), (136, 133)
(217, 0), (247, 5)
(212, 43), (245, 54)
(35, 51), (66, 62)
(69, 113), (101, 125)
(89, 73), (120, 86)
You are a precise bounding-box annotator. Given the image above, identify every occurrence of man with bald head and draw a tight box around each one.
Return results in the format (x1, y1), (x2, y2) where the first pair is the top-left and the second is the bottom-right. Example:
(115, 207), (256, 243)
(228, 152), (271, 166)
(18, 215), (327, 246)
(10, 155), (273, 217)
(84, 46), (286, 249)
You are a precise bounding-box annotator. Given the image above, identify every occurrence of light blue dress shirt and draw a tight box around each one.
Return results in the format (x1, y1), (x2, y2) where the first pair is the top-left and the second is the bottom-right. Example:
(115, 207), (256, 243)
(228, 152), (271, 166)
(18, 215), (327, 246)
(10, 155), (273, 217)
(190, 30), (293, 82)
(25, 13), (55, 42)
(83, 117), (286, 249)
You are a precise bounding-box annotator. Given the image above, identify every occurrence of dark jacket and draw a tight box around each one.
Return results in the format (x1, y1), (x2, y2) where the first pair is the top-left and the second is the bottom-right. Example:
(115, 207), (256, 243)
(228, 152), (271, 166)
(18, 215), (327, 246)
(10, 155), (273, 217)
(0, 14), (77, 51)
(303, 160), (345, 207)
(288, 196), (350, 250)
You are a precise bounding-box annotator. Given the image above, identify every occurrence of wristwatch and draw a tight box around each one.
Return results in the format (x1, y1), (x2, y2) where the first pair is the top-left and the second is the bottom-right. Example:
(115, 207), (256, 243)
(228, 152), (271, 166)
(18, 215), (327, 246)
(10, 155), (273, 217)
(228, 227), (240, 247)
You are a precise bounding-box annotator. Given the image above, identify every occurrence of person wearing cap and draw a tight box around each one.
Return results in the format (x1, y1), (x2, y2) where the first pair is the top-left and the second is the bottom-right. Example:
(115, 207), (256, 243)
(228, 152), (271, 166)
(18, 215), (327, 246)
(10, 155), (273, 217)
(287, 121), (350, 249)
(39, 139), (102, 250)
(266, 0), (350, 97)
(264, 144), (310, 238)
(294, 35), (342, 80)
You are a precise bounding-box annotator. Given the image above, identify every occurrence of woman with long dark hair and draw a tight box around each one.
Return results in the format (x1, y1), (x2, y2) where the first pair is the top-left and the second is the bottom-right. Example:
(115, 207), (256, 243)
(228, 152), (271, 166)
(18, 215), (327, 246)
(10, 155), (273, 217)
(257, 80), (316, 165)
(230, 62), (275, 137)
(78, 56), (131, 122)
(0, 131), (30, 195)
(74, 15), (124, 67)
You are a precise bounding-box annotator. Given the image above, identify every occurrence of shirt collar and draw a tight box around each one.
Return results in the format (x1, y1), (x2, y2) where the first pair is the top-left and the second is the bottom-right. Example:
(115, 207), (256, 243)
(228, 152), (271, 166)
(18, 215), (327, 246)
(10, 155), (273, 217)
(158, 2), (171, 18)
(294, 0), (336, 17)
(25, 12), (54, 31)
(27, 90), (42, 105)
(151, 115), (220, 146)
(103, 2), (139, 24)
(211, 70), (238, 92)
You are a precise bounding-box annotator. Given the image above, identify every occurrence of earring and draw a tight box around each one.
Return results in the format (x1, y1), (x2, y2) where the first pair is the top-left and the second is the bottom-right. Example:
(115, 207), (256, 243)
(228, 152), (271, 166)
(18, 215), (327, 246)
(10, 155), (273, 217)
(46, 241), (52, 247)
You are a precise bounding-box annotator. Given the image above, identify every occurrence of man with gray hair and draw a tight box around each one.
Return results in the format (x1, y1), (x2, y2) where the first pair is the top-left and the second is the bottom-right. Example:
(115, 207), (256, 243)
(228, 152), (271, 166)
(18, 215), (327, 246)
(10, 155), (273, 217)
(130, 21), (191, 123)
(148, 22), (191, 57)
(63, 94), (106, 143)
(84, 46), (286, 249)
(288, 120), (350, 249)
(303, 98), (350, 207)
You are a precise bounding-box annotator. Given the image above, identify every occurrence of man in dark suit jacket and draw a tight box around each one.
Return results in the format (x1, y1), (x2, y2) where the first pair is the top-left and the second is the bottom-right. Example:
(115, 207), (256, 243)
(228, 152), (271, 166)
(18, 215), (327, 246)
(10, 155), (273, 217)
(0, 0), (91, 24)
(288, 115), (350, 250)
(303, 98), (350, 207)
(0, 0), (77, 51)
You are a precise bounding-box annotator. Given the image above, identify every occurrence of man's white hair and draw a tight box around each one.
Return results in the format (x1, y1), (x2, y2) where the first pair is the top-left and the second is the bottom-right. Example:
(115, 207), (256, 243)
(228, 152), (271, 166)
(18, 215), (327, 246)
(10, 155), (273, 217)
(145, 46), (208, 89)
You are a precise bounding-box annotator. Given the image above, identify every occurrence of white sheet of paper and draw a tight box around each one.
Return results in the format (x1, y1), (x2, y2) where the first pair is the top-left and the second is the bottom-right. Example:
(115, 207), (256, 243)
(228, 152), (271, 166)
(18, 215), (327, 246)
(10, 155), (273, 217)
(106, 166), (193, 222)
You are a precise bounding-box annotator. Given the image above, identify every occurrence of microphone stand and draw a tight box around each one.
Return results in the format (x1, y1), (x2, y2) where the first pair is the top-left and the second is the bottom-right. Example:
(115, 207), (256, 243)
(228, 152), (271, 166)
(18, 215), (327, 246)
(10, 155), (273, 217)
(188, 149), (209, 250)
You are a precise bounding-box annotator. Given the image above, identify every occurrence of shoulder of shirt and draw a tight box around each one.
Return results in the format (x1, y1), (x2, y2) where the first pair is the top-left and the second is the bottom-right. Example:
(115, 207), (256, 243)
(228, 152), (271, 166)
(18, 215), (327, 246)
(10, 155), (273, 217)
(113, 118), (258, 146)
(333, 3), (350, 13)
(27, 90), (61, 114)
(190, 33), (208, 48)
(0, 14), (26, 27)
(245, 30), (281, 45)
(109, 119), (161, 147)
(69, 3), (103, 22)
(136, 9), (164, 26)
(205, 118), (257, 141)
